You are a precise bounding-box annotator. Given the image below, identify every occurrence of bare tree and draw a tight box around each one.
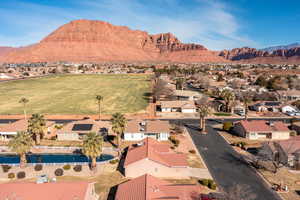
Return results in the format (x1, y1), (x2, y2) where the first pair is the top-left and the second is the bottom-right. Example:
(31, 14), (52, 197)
(152, 79), (174, 102)
(223, 184), (257, 200)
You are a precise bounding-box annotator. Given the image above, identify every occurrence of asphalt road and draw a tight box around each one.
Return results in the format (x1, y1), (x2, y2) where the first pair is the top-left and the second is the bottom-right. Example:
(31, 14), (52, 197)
(185, 120), (281, 200)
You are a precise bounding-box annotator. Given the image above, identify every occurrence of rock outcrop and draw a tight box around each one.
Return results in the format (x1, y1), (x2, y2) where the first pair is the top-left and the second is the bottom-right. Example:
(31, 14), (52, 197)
(219, 47), (300, 64)
(1, 19), (226, 63)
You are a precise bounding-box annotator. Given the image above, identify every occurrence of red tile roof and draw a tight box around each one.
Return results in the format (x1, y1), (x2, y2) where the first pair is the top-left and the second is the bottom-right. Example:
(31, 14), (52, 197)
(0, 181), (92, 200)
(115, 174), (201, 200)
(124, 137), (188, 167)
(238, 120), (290, 132)
(276, 136), (300, 154)
(0, 119), (54, 132)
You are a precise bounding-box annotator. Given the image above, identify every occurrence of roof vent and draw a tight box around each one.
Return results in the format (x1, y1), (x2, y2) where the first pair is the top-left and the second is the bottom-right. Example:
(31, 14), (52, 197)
(267, 121), (274, 126)
(136, 142), (144, 147)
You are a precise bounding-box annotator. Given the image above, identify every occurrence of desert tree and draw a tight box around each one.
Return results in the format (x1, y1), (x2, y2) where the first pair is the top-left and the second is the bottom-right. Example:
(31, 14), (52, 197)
(8, 131), (33, 168)
(241, 92), (253, 120)
(27, 113), (46, 145)
(220, 89), (235, 113)
(111, 112), (126, 148)
(95, 95), (103, 120)
(19, 97), (29, 121)
(196, 96), (211, 133)
(82, 132), (103, 171)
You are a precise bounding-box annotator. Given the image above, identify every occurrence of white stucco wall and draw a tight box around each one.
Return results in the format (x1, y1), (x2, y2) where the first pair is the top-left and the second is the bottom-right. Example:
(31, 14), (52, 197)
(182, 108), (196, 113)
(57, 133), (79, 141)
(124, 132), (169, 141)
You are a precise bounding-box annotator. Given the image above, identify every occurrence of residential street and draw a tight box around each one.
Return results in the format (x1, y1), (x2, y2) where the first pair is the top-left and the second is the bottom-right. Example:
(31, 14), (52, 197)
(185, 120), (282, 200)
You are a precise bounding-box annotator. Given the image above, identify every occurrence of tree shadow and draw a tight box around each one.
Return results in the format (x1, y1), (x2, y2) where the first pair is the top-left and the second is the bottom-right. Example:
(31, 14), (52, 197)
(143, 92), (153, 101)
(107, 135), (118, 148)
(220, 151), (251, 167)
(107, 185), (119, 200)
(117, 147), (128, 176)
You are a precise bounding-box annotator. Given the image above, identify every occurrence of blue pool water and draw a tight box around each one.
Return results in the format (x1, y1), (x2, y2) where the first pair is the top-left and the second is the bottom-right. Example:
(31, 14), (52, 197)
(0, 154), (114, 164)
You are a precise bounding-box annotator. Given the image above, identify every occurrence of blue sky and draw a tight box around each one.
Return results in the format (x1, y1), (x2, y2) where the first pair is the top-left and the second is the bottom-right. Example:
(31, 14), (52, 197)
(0, 0), (299, 50)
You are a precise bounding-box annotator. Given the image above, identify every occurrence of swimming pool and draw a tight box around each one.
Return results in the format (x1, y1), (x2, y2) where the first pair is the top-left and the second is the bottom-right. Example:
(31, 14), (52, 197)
(0, 153), (114, 164)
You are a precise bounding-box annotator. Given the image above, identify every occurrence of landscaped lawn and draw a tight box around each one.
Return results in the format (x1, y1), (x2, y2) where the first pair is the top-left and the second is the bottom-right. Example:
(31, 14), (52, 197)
(0, 74), (151, 114)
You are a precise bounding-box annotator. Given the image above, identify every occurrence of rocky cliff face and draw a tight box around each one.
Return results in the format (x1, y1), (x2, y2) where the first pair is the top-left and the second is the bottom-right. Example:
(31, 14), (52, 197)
(0, 47), (15, 58)
(219, 47), (300, 64)
(1, 19), (225, 63)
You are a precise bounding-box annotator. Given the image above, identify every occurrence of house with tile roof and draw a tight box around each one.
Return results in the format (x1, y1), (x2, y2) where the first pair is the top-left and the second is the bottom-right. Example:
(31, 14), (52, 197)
(0, 119), (55, 141)
(124, 120), (170, 141)
(57, 118), (111, 141)
(266, 136), (300, 168)
(0, 181), (98, 200)
(124, 137), (189, 178)
(115, 174), (201, 200)
(158, 100), (197, 113)
(233, 120), (290, 140)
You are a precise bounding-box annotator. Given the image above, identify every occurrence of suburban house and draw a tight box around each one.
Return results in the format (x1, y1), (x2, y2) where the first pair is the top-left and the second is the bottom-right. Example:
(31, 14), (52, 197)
(277, 90), (300, 101)
(233, 120), (290, 140)
(158, 100), (197, 113)
(123, 137), (189, 178)
(115, 174), (201, 200)
(249, 101), (282, 112)
(281, 105), (299, 113)
(266, 136), (300, 168)
(174, 90), (202, 101)
(0, 181), (99, 200)
(124, 120), (170, 141)
(56, 119), (111, 141)
(0, 119), (55, 141)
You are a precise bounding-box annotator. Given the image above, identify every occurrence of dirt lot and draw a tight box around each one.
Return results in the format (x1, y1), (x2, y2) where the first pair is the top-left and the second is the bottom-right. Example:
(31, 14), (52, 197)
(258, 168), (300, 200)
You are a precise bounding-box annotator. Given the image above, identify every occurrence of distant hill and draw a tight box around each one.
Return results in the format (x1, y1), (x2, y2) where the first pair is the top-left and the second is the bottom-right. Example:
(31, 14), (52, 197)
(0, 19), (226, 63)
(261, 43), (300, 52)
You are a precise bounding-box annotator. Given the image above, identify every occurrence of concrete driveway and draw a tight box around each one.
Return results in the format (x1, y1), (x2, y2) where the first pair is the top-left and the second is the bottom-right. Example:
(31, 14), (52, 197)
(185, 121), (281, 200)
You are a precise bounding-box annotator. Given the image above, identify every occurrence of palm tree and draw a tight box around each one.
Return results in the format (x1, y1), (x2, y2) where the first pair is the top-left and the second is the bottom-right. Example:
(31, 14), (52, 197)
(220, 89), (235, 113)
(27, 114), (46, 145)
(82, 132), (103, 171)
(8, 131), (33, 168)
(198, 104), (210, 133)
(95, 95), (103, 121)
(111, 113), (126, 148)
(19, 97), (29, 121)
(243, 97), (252, 120)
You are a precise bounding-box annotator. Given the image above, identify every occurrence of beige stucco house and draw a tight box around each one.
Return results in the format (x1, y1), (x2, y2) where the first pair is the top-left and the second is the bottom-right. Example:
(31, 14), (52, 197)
(233, 120), (290, 140)
(56, 119), (112, 141)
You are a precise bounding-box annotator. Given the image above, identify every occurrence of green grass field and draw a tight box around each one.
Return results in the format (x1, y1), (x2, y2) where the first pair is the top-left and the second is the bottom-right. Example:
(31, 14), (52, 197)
(0, 74), (151, 115)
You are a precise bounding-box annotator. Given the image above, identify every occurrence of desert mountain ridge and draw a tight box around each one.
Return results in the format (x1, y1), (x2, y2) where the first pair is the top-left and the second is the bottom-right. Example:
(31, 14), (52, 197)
(0, 19), (300, 64)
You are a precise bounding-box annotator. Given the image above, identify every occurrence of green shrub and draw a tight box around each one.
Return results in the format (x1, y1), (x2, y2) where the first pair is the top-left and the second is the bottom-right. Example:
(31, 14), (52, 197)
(223, 122), (233, 131)
(73, 165), (82, 172)
(199, 179), (209, 186)
(54, 168), (64, 176)
(109, 159), (119, 165)
(214, 112), (232, 116)
(209, 183), (217, 190)
(63, 164), (71, 170)
(8, 173), (15, 179)
(17, 171), (26, 179)
(169, 136), (180, 147)
(34, 164), (43, 171)
(189, 150), (196, 154)
(290, 131), (297, 136)
(1, 165), (12, 173)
